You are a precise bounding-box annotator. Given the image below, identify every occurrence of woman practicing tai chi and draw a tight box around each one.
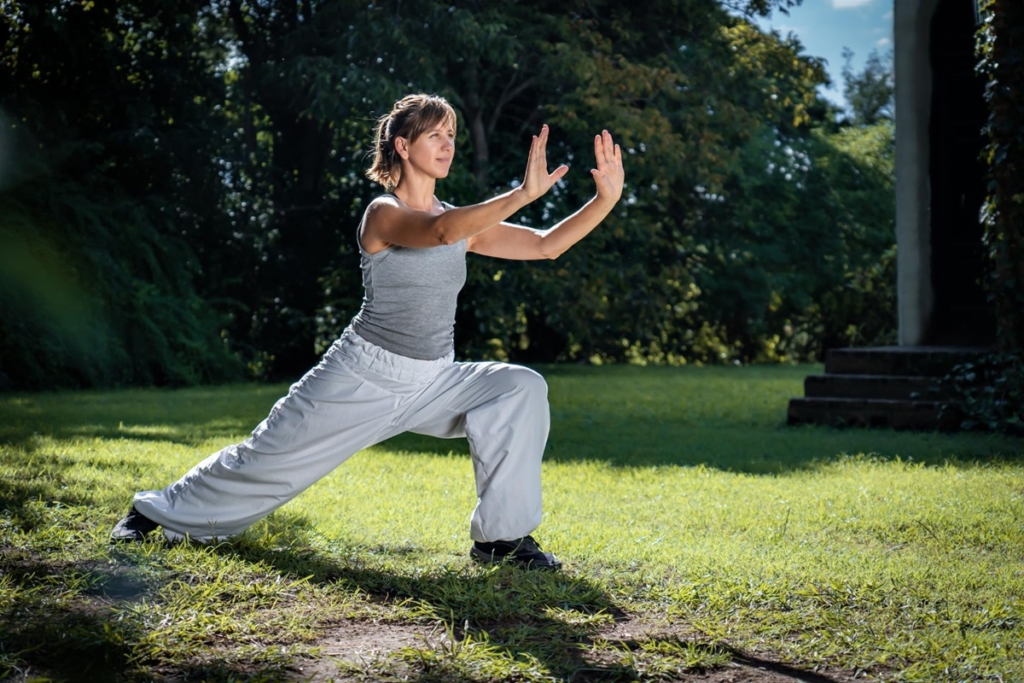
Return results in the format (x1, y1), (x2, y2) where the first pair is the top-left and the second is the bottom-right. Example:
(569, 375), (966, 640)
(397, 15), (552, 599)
(111, 93), (625, 570)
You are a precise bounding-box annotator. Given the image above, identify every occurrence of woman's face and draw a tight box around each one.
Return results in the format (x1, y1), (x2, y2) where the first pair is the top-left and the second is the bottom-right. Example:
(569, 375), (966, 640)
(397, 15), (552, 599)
(398, 119), (456, 180)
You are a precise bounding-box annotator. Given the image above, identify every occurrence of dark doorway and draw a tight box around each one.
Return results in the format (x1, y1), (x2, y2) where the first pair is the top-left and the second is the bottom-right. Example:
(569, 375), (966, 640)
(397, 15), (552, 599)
(928, 0), (993, 345)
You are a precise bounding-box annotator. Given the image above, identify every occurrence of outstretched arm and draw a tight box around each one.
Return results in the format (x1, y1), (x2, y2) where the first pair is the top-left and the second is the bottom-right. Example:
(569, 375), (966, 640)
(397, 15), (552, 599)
(361, 126), (568, 253)
(467, 129), (624, 261)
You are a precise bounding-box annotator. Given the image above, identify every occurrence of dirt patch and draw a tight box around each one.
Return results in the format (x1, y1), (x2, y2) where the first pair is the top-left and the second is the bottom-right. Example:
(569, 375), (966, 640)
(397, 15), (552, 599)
(293, 614), (876, 683)
(318, 620), (445, 659)
(291, 619), (445, 681)
(600, 613), (697, 640)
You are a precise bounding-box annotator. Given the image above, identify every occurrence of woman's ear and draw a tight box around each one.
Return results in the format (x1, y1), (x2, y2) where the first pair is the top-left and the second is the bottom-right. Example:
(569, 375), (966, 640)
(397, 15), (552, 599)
(394, 136), (409, 160)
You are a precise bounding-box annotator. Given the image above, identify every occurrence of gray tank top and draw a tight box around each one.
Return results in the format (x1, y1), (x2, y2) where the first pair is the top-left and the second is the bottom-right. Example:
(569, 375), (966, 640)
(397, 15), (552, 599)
(349, 196), (467, 360)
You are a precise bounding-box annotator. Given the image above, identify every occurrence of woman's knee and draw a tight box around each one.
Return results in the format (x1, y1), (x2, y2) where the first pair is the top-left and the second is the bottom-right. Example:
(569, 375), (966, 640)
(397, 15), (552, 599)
(498, 364), (548, 401)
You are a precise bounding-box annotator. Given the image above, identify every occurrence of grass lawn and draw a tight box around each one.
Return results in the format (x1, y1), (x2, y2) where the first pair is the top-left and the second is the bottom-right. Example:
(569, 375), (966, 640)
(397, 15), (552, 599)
(1, 364), (1022, 682)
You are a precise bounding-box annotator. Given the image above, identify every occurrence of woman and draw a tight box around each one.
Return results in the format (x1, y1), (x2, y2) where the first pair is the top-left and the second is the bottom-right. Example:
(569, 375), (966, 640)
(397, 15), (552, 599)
(111, 93), (624, 570)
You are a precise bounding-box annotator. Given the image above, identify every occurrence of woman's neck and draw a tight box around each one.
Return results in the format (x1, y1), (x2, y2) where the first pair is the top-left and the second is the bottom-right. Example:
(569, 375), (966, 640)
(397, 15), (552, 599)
(393, 174), (438, 213)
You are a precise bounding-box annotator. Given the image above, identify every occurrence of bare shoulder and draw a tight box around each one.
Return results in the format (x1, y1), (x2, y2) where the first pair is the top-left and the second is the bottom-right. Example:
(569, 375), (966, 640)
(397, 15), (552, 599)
(360, 196), (403, 253)
(363, 194), (410, 226)
(364, 194), (402, 219)
(360, 194), (448, 252)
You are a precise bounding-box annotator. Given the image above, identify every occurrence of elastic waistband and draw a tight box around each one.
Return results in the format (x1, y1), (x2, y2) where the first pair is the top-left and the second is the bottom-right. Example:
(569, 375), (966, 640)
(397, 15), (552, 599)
(332, 328), (453, 384)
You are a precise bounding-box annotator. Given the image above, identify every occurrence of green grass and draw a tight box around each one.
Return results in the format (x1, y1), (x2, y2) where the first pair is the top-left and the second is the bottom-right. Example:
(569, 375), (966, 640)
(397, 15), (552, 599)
(1, 364), (1022, 682)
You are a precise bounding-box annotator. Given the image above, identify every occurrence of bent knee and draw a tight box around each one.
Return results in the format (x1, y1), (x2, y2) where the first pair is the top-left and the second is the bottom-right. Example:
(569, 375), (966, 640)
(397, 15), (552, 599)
(502, 364), (548, 400)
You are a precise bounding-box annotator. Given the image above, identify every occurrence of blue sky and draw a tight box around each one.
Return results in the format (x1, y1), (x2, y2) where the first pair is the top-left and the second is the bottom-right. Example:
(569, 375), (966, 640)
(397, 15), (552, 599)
(751, 0), (895, 112)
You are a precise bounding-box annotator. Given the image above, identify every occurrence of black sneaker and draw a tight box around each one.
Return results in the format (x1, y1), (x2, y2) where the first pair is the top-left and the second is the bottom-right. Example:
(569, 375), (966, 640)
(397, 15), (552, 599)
(110, 506), (159, 542)
(470, 535), (562, 571)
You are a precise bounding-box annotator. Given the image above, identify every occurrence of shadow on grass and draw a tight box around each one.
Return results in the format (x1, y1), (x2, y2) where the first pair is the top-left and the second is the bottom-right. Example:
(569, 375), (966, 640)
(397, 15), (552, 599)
(0, 553), (133, 683)
(221, 514), (849, 683)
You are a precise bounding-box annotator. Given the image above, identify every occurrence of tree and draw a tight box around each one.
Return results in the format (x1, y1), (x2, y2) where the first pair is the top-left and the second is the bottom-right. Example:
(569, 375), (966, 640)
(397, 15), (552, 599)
(322, 2), (837, 365)
(0, 0), (240, 388)
(841, 47), (894, 126)
(1, 0), (901, 388)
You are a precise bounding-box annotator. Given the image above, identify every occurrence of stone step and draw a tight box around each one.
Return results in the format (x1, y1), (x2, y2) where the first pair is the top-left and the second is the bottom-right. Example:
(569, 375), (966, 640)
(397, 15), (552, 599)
(803, 374), (953, 400)
(787, 397), (945, 431)
(824, 346), (989, 377)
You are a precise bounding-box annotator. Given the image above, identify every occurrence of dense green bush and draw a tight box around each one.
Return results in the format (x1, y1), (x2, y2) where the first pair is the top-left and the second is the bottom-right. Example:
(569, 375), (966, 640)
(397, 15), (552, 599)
(0, 169), (242, 390)
(0, 1), (241, 389)
(940, 353), (1024, 435)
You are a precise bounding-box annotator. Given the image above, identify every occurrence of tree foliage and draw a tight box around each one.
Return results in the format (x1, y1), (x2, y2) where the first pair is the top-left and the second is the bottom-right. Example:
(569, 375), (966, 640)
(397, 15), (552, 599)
(841, 47), (894, 126)
(0, 0), (898, 390)
(0, 0), (241, 389)
(951, 0), (1024, 433)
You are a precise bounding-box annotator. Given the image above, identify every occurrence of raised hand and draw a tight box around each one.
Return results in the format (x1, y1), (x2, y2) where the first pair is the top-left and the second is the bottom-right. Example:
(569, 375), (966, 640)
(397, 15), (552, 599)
(520, 124), (569, 202)
(591, 129), (624, 204)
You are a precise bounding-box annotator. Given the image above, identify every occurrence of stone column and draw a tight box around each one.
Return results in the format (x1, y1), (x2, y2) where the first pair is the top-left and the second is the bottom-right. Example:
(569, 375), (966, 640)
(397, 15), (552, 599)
(895, 0), (940, 345)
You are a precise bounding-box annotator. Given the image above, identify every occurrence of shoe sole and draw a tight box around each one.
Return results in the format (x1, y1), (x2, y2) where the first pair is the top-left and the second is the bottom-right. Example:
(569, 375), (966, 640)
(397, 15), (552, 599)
(110, 520), (158, 543)
(469, 547), (562, 571)
(110, 534), (145, 543)
(110, 526), (152, 542)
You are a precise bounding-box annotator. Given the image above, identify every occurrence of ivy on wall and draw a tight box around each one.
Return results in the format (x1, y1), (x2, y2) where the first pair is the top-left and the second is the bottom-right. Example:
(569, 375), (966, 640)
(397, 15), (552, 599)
(952, 1), (1024, 433)
(977, 0), (1024, 351)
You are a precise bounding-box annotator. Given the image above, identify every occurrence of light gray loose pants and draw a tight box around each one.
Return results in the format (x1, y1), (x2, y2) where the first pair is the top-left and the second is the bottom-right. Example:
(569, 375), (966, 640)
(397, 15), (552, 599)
(134, 330), (550, 543)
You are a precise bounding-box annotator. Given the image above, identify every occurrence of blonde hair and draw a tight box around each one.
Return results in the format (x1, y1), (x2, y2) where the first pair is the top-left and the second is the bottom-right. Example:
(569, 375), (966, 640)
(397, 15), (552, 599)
(366, 94), (457, 191)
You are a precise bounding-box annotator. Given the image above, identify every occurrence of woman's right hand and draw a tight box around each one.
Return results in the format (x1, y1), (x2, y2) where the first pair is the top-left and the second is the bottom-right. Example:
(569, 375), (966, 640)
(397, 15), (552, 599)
(520, 124), (569, 201)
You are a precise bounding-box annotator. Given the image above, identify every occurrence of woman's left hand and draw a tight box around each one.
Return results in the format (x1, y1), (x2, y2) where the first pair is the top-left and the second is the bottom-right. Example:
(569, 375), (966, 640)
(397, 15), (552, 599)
(591, 130), (624, 205)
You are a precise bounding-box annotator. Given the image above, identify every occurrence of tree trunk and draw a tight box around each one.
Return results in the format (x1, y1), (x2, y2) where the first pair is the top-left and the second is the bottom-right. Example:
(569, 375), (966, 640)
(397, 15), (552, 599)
(463, 59), (490, 189)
